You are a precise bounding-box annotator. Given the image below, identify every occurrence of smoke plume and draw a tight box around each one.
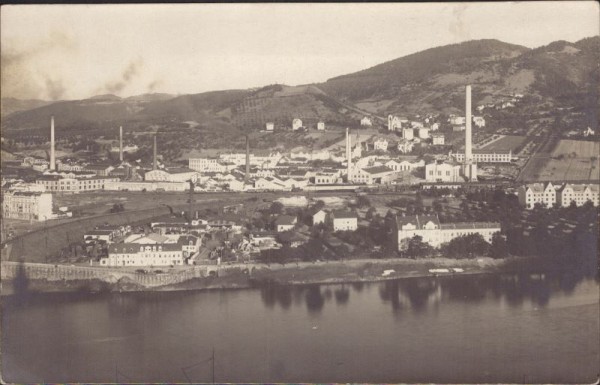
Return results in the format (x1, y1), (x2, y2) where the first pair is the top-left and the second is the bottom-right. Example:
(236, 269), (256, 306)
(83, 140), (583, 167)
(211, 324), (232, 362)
(1, 30), (77, 100)
(102, 59), (143, 94)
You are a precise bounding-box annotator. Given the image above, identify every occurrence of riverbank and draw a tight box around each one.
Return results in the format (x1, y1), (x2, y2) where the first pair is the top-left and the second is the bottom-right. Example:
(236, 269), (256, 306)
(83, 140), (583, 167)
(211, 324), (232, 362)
(2, 256), (534, 296)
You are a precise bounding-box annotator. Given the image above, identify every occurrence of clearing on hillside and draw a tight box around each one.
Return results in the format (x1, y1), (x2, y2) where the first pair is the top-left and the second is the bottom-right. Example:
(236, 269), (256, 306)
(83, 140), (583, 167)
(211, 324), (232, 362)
(481, 135), (527, 152)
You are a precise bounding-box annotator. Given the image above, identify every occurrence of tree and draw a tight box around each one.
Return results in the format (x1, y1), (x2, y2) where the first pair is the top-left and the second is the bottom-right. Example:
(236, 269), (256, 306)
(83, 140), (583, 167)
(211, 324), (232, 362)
(489, 233), (509, 259)
(356, 195), (371, 208)
(269, 201), (284, 215)
(441, 233), (490, 259)
(406, 235), (434, 258)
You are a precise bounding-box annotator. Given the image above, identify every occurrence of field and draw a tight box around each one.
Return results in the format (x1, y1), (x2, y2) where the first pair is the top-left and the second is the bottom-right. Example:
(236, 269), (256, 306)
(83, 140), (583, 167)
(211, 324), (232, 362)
(523, 140), (599, 182)
(480, 135), (527, 152)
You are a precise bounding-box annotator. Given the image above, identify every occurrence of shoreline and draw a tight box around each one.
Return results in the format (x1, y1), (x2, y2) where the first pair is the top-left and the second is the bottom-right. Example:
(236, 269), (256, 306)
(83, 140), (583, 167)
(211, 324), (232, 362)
(1, 256), (553, 296)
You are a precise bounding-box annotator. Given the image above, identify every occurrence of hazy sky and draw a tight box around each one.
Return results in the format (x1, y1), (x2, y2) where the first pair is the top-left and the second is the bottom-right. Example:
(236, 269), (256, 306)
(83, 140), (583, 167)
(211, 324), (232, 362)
(1, 2), (598, 100)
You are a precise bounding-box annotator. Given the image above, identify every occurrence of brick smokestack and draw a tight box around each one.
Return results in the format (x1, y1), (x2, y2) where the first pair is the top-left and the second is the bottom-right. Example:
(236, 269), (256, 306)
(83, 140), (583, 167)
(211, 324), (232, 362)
(465, 85), (472, 162)
(50, 116), (56, 171)
(119, 126), (123, 162)
(245, 135), (250, 183)
(153, 134), (157, 170)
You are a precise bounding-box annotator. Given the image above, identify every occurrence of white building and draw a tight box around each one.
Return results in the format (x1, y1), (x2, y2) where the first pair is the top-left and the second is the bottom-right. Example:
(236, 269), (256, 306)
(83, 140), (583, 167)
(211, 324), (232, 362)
(518, 182), (599, 209)
(317, 121), (325, 131)
(430, 123), (440, 131)
(102, 243), (184, 267)
(425, 161), (462, 183)
(385, 159), (425, 172)
(394, 215), (501, 250)
(266, 122), (275, 131)
(189, 158), (234, 173)
(432, 133), (445, 145)
(373, 138), (389, 152)
(292, 118), (303, 130)
(556, 183), (599, 207)
(517, 182), (557, 209)
(275, 215), (297, 232)
(312, 209), (327, 225)
(396, 140), (414, 154)
(2, 191), (53, 221)
(104, 180), (188, 192)
(351, 166), (395, 185)
(144, 168), (198, 183)
(450, 150), (512, 163)
(360, 116), (373, 126)
(36, 176), (119, 193)
(388, 115), (402, 131)
(449, 116), (466, 125)
(331, 210), (358, 231)
(402, 127), (414, 140)
(418, 127), (430, 139)
(473, 116), (486, 128)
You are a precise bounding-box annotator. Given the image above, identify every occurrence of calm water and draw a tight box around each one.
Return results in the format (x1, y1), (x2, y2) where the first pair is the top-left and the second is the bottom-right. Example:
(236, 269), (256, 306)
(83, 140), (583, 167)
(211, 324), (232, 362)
(2, 272), (598, 383)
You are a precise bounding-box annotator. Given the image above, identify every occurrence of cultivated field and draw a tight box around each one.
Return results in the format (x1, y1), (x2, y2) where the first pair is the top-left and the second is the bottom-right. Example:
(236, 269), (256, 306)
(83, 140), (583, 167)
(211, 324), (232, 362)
(526, 140), (599, 182)
(481, 135), (527, 152)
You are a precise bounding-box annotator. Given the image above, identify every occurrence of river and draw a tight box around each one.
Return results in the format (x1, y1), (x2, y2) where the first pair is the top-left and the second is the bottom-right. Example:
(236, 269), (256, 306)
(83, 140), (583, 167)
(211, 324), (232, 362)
(2, 272), (598, 383)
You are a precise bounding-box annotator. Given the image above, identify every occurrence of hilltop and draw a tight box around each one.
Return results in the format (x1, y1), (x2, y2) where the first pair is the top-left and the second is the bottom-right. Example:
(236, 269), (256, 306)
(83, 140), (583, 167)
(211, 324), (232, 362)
(316, 37), (599, 116)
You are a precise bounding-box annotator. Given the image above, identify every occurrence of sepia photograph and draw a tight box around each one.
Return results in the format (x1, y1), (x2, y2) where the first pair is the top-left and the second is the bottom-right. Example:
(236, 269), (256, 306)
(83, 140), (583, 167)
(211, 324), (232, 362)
(0, 2), (598, 383)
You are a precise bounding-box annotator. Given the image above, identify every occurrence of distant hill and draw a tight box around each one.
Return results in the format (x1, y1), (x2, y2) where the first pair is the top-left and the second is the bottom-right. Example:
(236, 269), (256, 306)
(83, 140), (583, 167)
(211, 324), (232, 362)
(1, 98), (54, 118)
(1, 84), (362, 132)
(2, 37), (597, 135)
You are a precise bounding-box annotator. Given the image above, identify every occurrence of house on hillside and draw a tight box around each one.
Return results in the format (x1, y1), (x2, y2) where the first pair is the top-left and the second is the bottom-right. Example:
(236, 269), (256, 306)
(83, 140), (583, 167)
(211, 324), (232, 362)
(402, 127), (414, 140)
(360, 116), (373, 126)
(317, 121), (325, 130)
(266, 122), (274, 131)
(331, 210), (358, 231)
(432, 133), (445, 146)
(373, 138), (389, 152)
(275, 215), (297, 232)
(312, 209), (327, 225)
(418, 127), (430, 139)
(292, 118), (303, 130)
(396, 139), (414, 154)
(473, 116), (486, 128)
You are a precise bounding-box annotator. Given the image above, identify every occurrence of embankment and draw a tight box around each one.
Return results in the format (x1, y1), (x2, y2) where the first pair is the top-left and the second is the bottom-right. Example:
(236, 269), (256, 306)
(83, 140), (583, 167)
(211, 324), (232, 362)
(1, 257), (516, 296)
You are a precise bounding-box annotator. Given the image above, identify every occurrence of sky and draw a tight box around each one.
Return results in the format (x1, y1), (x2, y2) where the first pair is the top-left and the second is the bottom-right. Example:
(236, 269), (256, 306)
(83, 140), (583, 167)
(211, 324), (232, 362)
(1, 2), (598, 101)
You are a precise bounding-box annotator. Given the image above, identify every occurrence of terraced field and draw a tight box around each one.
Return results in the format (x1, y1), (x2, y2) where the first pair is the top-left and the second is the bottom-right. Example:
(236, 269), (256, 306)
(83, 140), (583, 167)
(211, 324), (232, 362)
(533, 140), (599, 182)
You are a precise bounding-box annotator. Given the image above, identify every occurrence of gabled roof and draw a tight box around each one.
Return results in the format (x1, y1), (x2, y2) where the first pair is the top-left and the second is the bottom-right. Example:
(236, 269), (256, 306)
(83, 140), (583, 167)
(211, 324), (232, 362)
(363, 166), (393, 175)
(275, 215), (297, 225)
(108, 243), (181, 254)
(332, 210), (357, 219)
(395, 214), (440, 229)
(166, 167), (196, 174)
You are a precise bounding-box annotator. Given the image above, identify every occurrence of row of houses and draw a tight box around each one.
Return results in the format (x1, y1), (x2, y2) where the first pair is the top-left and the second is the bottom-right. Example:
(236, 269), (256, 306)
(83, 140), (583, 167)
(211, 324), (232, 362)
(517, 182), (599, 209)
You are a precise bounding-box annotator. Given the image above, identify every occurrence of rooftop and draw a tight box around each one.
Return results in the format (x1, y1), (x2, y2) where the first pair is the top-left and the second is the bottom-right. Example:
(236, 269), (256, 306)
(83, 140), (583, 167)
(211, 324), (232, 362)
(332, 210), (357, 219)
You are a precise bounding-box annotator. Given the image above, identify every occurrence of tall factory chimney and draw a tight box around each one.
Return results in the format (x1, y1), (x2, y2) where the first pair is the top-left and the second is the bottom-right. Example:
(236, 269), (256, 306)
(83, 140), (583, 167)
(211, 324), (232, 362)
(119, 126), (123, 162)
(346, 127), (352, 182)
(245, 135), (250, 183)
(462, 85), (477, 182)
(153, 134), (158, 170)
(50, 116), (56, 171)
(465, 85), (472, 162)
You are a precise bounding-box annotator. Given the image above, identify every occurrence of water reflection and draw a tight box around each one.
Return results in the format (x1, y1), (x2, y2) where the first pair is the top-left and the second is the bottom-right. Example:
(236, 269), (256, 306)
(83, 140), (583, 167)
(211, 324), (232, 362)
(333, 286), (350, 305)
(255, 270), (597, 315)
